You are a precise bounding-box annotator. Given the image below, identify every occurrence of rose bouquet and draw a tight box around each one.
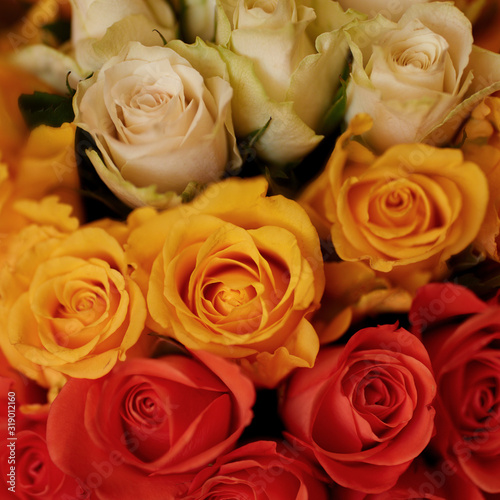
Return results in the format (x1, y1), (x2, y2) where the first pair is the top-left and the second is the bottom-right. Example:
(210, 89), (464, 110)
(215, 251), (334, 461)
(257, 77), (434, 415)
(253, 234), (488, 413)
(2, 0), (500, 498)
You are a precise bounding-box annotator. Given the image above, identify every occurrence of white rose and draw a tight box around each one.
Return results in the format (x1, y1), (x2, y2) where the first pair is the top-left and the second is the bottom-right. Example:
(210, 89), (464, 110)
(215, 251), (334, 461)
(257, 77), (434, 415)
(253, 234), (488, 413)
(74, 41), (241, 208)
(344, 2), (500, 152)
(70, 0), (178, 72)
(215, 0), (359, 165)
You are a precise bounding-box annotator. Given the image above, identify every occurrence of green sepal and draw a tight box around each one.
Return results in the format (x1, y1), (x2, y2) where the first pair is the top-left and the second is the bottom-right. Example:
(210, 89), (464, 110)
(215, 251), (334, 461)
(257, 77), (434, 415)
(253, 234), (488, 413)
(237, 117), (272, 163)
(181, 181), (204, 203)
(153, 28), (168, 46)
(320, 59), (350, 136)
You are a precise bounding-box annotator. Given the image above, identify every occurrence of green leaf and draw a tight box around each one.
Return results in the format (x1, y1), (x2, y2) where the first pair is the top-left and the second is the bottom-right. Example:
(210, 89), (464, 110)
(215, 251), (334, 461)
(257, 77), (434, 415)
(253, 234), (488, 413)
(320, 59), (350, 136)
(18, 91), (74, 129)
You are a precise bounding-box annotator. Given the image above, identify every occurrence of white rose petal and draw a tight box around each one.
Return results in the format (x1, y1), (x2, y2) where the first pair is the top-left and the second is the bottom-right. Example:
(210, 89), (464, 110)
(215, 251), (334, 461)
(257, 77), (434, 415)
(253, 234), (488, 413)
(70, 0), (176, 43)
(70, 0), (177, 73)
(336, 0), (429, 20)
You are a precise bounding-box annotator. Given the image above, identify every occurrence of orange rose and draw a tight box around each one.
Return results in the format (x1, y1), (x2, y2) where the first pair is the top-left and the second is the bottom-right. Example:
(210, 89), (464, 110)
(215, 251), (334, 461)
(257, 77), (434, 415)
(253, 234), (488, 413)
(460, 96), (500, 261)
(300, 114), (489, 292)
(126, 177), (325, 387)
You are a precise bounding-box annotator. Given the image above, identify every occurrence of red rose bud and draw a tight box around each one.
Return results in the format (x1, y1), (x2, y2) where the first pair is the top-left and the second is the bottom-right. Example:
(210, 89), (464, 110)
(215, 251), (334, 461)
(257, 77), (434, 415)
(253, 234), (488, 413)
(280, 324), (437, 493)
(46, 351), (255, 500)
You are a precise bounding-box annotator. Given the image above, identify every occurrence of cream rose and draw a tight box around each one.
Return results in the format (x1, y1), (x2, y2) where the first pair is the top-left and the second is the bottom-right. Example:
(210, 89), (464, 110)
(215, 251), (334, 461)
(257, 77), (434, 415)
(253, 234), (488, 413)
(74, 40), (241, 208)
(214, 0), (359, 165)
(344, 2), (500, 152)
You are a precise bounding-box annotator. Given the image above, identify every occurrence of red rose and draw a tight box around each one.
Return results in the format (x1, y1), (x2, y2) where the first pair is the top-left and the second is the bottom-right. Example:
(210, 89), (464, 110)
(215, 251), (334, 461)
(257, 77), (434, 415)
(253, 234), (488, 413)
(1, 413), (91, 500)
(410, 283), (500, 493)
(46, 351), (255, 500)
(0, 349), (47, 433)
(280, 324), (436, 493)
(333, 456), (486, 499)
(183, 440), (330, 499)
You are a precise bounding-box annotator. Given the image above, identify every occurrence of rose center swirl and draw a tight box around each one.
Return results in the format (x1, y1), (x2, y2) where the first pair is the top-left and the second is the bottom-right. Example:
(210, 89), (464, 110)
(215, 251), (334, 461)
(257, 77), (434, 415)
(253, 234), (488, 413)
(121, 383), (170, 462)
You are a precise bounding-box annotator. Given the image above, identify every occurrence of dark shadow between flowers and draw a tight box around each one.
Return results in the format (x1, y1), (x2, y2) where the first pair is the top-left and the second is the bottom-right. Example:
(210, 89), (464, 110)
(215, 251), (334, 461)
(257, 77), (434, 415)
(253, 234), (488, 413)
(75, 127), (132, 222)
(241, 389), (284, 442)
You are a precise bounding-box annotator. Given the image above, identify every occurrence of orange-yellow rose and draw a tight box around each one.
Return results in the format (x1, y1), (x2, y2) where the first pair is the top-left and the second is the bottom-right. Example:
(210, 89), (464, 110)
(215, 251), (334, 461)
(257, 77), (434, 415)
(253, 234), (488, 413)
(460, 95), (500, 261)
(300, 114), (489, 291)
(126, 177), (325, 387)
(0, 214), (147, 383)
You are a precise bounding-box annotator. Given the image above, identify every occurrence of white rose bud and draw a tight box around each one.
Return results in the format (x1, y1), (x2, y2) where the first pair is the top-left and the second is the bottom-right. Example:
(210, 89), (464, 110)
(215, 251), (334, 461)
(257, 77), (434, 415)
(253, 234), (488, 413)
(215, 0), (360, 165)
(74, 41), (241, 208)
(344, 2), (500, 152)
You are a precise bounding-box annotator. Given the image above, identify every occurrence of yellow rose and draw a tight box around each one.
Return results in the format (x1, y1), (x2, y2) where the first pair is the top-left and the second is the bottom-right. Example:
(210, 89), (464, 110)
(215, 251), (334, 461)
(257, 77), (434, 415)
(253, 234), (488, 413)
(0, 60), (51, 161)
(0, 123), (83, 268)
(300, 114), (489, 290)
(126, 177), (325, 387)
(0, 216), (147, 382)
(460, 96), (500, 261)
(0, 60), (82, 268)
